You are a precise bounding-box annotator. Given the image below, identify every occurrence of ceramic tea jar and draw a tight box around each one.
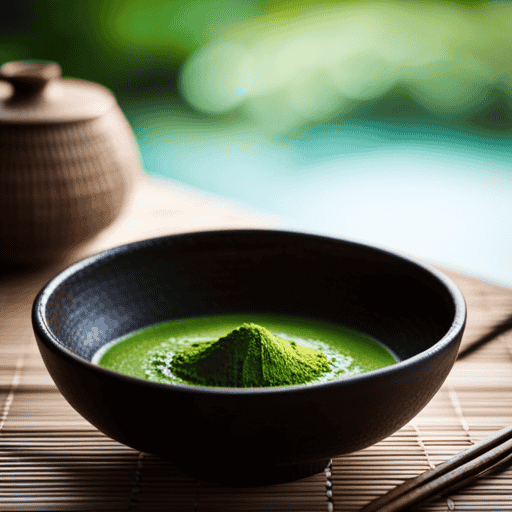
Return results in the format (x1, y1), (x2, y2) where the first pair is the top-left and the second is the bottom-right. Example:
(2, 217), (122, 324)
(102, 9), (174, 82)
(0, 60), (143, 265)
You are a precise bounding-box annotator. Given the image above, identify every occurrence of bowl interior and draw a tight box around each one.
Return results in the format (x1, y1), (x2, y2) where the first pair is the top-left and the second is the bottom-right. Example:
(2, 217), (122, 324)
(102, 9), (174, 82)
(40, 230), (458, 366)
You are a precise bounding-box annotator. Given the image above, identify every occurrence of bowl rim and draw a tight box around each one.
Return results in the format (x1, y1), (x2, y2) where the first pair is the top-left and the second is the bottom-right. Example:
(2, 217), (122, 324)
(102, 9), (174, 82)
(32, 228), (466, 396)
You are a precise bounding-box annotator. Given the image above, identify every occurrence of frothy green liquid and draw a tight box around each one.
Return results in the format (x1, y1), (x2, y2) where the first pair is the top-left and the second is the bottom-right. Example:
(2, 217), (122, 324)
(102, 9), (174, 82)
(93, 314), (397, 387)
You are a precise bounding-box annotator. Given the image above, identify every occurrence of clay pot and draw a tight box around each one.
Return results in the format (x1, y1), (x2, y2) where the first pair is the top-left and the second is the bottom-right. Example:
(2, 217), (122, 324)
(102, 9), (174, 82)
(0, 61), (143, 265)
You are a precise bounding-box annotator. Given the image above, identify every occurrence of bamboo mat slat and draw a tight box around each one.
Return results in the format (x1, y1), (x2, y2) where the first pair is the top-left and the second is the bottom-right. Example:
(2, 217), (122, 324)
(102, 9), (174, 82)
(2, 178), (512, 510)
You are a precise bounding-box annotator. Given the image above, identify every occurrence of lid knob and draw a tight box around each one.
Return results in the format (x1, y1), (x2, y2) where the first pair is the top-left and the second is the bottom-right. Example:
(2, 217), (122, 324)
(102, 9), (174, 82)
(0, 61), (61, 100)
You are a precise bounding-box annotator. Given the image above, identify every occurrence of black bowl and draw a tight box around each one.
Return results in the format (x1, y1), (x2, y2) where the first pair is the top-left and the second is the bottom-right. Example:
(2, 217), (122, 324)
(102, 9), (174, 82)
(33, 230), (466, 486)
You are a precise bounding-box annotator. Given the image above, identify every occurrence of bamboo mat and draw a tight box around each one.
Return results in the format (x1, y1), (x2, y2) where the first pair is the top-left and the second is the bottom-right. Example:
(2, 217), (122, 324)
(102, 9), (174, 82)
(2, 178), (512, 511)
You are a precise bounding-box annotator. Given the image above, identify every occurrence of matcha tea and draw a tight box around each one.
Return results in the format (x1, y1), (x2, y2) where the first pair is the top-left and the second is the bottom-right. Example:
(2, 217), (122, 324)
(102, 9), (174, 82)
(93, 314), (397, 387)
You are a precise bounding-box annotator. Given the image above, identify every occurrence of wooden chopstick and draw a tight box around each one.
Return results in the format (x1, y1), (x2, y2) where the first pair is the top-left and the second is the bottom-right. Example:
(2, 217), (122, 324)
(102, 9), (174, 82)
(359, 423), (512, 512)
(457, 312), (512, 359)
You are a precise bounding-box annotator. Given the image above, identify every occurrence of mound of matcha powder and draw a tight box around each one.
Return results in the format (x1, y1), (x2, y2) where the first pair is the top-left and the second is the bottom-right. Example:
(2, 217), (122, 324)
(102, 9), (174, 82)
(170, 323), (331, 387)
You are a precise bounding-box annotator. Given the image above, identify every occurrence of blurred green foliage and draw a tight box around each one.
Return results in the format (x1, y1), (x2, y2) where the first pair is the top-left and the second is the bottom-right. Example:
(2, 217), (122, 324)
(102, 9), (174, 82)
(0, 0), (264, 96)
(0, 0), (501, 85)
(0, 0), (510, 133)
(179, 0), (511, 133)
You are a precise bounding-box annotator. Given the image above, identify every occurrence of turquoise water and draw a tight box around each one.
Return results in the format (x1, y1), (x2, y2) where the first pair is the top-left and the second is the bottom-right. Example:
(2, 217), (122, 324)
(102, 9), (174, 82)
(126, 106), (512, 288)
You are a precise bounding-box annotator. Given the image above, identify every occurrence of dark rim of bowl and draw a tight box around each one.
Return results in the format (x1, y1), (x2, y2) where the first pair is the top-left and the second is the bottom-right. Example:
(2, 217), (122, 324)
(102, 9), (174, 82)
(32, 228), (466, 396)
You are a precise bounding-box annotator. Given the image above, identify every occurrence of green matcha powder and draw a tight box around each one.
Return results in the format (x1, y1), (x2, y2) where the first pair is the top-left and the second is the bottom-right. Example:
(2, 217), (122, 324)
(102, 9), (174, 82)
(165, 323), (330, 387)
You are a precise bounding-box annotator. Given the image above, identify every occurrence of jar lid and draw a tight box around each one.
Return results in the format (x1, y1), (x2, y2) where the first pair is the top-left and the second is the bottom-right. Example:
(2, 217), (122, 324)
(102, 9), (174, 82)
(0, 61), (116, 124)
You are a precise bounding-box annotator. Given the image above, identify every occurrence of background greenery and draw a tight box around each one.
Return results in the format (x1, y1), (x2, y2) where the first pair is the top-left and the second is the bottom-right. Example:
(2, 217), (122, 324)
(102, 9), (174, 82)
(2, 0), (512, 286)
(1, 0), (510, 134)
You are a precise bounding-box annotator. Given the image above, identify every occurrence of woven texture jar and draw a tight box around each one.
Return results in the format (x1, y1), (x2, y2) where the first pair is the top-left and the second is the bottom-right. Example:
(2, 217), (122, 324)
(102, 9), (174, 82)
(0, 61), (143, 265)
